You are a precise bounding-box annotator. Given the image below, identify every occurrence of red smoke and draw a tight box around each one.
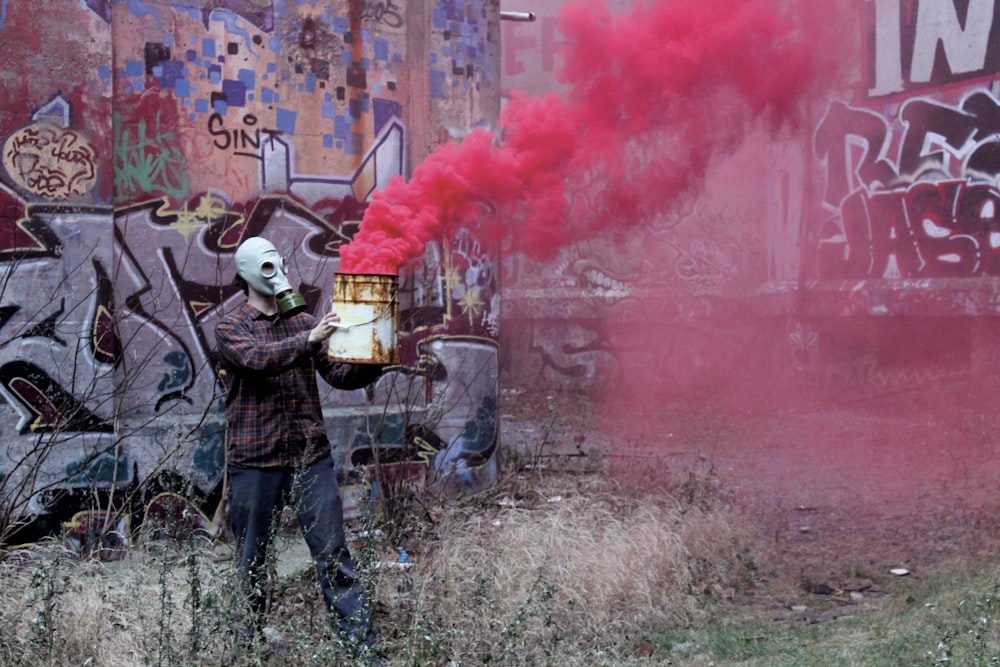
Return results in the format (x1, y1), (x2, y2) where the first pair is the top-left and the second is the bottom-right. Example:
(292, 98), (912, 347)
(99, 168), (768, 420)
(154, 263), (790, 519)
(338, 0), (839, 275)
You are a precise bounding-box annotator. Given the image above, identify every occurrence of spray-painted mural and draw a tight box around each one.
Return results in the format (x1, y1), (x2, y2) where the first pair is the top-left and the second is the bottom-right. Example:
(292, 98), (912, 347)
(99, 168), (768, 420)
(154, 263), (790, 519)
(813, 35), (1000, 283)
(793, 0), (1000, 390)
(499, 0), (1000, 395)
(0, 0), (502, 549)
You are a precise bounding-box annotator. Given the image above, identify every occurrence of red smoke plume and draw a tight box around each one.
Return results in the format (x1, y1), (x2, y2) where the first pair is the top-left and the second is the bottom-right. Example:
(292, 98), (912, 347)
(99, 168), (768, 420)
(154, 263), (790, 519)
(338, 0), (837, 275)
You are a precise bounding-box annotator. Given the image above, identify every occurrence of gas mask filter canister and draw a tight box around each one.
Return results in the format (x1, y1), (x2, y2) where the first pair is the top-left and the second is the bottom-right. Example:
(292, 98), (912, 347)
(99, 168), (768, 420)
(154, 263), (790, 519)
(234, 237), (307, 316)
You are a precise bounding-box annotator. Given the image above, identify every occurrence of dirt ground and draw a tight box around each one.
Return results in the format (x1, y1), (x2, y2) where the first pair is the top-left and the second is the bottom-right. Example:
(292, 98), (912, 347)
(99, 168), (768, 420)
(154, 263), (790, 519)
(499, 380), (1000, 623)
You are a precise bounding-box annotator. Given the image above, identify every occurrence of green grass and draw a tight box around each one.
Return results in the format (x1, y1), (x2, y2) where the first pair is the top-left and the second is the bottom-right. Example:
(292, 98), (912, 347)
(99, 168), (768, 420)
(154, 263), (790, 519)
(653, 565), (1000, 666)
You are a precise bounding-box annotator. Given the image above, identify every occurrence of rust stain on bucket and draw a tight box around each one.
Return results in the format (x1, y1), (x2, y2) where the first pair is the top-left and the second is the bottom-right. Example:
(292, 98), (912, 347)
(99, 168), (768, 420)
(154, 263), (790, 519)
(328, 272), (399, 364)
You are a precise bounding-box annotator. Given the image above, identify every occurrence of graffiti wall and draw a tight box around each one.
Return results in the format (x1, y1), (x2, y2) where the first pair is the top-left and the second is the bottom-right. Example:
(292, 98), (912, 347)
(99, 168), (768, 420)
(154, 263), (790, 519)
(499, 0), (1000, 395)
(811, 1), (1000, 285)
(800, 0), (1000, 387)
(0, 0), (502, 547)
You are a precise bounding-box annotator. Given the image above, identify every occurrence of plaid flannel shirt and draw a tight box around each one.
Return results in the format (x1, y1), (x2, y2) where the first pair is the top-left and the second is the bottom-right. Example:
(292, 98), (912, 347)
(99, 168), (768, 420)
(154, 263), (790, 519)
(215, 301), (380, 469)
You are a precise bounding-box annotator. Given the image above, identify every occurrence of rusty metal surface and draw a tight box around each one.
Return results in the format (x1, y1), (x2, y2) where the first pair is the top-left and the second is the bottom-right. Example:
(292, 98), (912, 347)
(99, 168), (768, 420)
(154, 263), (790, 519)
(329, 272), (399, 364)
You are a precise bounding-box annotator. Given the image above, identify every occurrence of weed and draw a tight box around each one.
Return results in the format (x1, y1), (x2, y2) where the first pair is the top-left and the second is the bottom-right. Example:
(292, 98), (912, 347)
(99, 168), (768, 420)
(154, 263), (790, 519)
(929, 576), (1000, 666)
(0, 463), (915, 667)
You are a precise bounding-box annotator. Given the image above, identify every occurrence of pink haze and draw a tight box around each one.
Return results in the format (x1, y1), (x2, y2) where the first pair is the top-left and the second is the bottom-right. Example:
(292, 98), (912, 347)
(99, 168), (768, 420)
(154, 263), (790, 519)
(340, 0), (840, 274)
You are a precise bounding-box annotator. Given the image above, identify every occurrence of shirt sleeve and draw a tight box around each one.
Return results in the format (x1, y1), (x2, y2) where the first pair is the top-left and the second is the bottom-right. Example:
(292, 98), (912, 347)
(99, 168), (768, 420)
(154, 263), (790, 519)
(315, 352), (385, 390)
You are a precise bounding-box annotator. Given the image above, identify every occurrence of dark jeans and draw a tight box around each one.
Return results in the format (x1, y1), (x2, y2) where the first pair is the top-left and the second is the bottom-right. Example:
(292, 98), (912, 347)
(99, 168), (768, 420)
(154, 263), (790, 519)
(227, 457), (373, 644)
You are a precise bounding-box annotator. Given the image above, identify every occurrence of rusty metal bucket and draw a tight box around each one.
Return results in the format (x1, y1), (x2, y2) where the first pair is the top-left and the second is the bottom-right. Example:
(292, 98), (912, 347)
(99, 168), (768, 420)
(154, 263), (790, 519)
(327, 272), (399, 364)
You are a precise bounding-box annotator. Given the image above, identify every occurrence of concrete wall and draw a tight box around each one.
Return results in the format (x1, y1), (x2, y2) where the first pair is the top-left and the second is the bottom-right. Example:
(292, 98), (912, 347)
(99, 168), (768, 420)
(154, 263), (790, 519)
(0, 0), (502, 546)
(498, 0), (1000, 399)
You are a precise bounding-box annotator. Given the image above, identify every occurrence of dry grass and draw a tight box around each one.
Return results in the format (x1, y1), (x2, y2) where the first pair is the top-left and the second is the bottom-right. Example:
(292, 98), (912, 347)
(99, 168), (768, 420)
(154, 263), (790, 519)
(379, 472), (757, 665)
(0, 542), (241, 667)
(0, 471), (757, 666)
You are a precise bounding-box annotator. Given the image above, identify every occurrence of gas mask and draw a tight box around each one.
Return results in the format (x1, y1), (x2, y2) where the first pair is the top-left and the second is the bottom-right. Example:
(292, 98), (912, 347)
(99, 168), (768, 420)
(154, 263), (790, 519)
(234, 237), (307, 316)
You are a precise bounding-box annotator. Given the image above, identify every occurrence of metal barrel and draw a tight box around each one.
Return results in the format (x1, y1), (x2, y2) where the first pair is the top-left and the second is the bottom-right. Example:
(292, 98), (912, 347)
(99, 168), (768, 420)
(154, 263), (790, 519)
(328, 272), (399, 364)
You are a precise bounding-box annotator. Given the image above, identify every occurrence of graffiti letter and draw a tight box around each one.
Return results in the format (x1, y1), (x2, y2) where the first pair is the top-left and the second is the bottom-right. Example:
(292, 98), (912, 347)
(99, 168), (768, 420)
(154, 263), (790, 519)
(113, 111), (190, 200)
(906, 181), (978, 276)
(207, 113), (231, 150)
(814, 101), (899, 207)
(911, 0), (994, 82)
(898, 98), (977, 178)
(869, 0), (906, 96)
(958, 183), (1000, 275)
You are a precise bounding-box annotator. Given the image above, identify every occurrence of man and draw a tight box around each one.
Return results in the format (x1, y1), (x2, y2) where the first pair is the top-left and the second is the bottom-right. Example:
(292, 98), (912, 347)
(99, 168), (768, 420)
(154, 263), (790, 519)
(215, 236), (382, 652)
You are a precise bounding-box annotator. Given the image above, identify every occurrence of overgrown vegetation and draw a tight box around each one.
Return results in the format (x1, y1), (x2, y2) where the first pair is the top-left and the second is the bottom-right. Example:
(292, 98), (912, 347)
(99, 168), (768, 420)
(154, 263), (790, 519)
(0, 458), (750, 666)
(3, 450), (1000, 666)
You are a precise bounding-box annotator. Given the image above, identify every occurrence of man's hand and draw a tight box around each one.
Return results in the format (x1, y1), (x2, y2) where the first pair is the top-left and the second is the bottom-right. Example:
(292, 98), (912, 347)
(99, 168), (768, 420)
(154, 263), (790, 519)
(308, 311), (342, 345)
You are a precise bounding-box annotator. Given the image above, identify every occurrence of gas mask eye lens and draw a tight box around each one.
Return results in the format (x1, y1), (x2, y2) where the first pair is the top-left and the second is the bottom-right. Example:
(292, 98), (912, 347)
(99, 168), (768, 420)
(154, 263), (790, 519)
(260, 261), (277, 279)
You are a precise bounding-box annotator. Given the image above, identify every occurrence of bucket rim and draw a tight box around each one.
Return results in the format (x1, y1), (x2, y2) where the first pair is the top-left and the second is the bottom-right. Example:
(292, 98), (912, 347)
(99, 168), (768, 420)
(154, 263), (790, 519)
(334, 271), (399, 279)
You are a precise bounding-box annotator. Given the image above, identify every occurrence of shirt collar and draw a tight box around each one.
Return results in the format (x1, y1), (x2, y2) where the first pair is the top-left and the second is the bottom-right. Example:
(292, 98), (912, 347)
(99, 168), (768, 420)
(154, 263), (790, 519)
(240, 300), (279, 322)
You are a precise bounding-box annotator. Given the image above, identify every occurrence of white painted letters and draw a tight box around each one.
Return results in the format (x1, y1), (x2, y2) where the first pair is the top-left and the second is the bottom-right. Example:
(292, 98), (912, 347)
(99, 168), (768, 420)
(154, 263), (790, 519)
(870, 0), (905, 96)
(911, 0), (993, 81)
(870, 0), (997, 96)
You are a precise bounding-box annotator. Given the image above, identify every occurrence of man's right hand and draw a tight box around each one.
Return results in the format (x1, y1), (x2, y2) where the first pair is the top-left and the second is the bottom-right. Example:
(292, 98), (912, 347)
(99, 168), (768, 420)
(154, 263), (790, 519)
(308, 311), (343, 345)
